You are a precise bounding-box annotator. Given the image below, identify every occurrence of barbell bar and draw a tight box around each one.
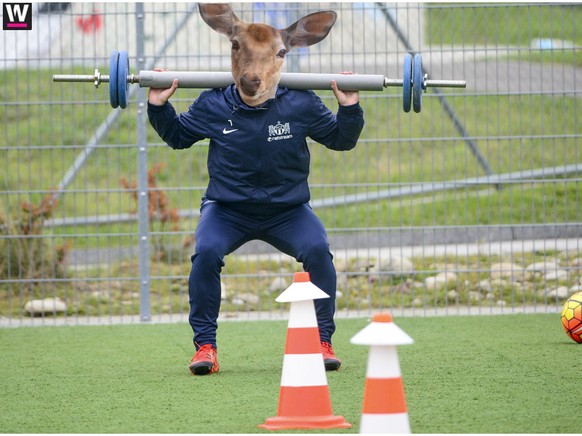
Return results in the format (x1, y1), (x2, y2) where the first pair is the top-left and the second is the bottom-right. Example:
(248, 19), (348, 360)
(52, 50), (466, 112)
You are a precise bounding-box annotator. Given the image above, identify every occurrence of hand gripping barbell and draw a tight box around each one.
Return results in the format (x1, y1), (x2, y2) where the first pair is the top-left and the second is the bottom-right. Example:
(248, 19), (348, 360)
(52, 50), (466, 113)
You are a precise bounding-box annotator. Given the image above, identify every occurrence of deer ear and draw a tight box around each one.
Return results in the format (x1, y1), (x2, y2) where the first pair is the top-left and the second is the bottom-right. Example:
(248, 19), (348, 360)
(198, 3), (241, 39)
(282, 11), (337, 50)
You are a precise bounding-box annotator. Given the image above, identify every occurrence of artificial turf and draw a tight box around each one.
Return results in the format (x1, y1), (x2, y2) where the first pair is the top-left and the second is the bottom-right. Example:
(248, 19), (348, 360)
(0, 313), (579, 433)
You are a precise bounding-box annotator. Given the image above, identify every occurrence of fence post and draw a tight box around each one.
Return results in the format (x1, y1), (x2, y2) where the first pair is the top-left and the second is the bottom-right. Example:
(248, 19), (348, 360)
(136, 3), (151, 322)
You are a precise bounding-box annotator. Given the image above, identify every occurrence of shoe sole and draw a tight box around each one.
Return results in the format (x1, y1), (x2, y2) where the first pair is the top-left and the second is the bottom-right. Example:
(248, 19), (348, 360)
(189, 362), (215, 375)
(324, 359), (341, 371)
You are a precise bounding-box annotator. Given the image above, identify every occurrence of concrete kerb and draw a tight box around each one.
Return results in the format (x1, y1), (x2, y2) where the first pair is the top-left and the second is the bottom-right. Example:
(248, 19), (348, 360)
(0, 304), (561, 329)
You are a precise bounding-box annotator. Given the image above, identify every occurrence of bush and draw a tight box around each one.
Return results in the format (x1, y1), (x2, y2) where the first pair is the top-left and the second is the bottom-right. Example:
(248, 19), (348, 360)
(120, 163), (195, 262)
(0, 193), (69, 283)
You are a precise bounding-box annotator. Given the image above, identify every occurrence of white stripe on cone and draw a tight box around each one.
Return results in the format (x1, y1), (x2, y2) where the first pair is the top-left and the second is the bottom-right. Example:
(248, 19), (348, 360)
(360, 413), (411, 434)
(281, 354), (327, 386)
(367, 346), (402, 378)
(288, 300), (318, 328)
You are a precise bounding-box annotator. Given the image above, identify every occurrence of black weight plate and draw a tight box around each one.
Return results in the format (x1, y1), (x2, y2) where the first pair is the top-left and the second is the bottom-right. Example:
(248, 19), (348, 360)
(403, 53), (412, 113)
(117, 51), (130, 109)
(109, 50), (119, 108)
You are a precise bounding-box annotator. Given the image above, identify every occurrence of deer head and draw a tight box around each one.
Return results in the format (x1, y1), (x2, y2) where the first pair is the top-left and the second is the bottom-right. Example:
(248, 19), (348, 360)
(198, 3), (337, 107)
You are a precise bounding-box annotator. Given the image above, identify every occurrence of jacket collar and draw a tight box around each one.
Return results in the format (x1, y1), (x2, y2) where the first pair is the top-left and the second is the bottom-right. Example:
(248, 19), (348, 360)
(227, 84), (289, 111)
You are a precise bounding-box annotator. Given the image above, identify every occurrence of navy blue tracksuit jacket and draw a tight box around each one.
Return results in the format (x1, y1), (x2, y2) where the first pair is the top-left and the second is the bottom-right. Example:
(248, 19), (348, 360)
(148, 84), (364, 348)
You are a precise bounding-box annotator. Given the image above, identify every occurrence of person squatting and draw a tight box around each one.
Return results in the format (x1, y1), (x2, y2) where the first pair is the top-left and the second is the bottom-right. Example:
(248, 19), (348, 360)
(147, 3), (365, 375)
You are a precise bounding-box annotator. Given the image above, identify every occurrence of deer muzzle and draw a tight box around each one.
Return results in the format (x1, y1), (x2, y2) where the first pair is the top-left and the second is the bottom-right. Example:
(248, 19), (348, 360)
(239, 74), (261, 96)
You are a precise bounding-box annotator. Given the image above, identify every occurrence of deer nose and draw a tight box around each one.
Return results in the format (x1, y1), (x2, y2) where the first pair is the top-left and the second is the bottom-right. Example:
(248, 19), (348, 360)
(240, 74), (261, 96)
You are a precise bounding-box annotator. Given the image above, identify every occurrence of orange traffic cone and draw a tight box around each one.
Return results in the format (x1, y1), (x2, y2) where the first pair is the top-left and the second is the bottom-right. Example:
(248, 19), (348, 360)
(350, 312), (414, 434)
(259, 272), (351, 430)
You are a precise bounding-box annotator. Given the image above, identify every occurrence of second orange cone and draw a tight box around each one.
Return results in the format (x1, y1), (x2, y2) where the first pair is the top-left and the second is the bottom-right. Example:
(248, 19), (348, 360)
(351, 312), (414, 434)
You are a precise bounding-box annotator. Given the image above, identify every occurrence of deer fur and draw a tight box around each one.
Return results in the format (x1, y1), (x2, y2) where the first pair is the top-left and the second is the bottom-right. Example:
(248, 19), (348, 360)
(198, 3), (337, 106)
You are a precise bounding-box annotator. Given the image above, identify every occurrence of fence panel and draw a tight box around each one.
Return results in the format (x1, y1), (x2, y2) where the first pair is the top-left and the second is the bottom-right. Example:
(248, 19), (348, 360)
(1, 2), (580, 327)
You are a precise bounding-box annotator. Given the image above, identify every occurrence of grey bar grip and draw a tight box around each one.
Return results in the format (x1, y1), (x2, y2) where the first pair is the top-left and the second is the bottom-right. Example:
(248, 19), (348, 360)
(138, 71), (386, 91)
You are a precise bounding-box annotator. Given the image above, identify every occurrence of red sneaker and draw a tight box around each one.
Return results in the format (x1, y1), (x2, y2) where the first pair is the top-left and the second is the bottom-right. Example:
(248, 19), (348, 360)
(189, 344), (219, 375)
(321, 341), (342, 371)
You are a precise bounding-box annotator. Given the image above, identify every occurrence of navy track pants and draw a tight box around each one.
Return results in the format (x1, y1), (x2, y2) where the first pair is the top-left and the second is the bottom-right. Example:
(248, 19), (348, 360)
(188, 201), (337, 349)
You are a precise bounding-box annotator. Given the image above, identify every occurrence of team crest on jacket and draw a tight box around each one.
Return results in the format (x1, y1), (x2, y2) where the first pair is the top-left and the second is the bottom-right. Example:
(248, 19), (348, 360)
(268, 121), (293, 142)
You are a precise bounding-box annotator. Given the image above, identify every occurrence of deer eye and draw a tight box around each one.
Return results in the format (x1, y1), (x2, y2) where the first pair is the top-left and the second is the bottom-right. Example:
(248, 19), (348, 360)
(276, 49), (287, 58)
(231, 41), (240, 51)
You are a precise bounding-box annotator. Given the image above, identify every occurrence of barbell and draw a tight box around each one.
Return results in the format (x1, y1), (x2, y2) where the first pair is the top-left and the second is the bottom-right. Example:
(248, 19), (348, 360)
(52, 50), (466, 113)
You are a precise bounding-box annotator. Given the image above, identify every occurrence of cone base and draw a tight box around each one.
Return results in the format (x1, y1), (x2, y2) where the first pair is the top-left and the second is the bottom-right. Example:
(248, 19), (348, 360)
(259, 415), (351, 430)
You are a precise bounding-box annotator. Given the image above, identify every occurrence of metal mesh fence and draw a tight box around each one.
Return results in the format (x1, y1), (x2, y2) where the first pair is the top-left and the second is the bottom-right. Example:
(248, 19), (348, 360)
(1, 2), (580, 327)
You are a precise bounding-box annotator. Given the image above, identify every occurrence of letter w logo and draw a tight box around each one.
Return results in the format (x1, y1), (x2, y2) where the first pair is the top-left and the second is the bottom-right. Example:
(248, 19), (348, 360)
(3, 3), (33, 30)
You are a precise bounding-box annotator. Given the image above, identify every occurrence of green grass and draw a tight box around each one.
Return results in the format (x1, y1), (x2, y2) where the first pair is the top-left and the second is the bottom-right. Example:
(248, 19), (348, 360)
(0, 314), (579, 433)
(426, 4), (582, 47)
(426, 4), (582, 67)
